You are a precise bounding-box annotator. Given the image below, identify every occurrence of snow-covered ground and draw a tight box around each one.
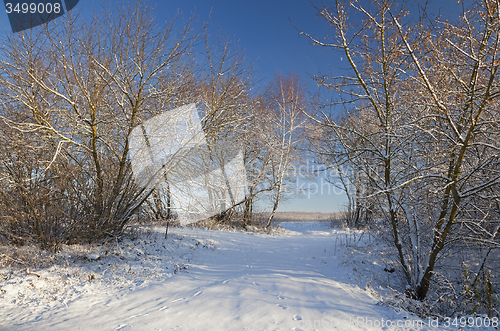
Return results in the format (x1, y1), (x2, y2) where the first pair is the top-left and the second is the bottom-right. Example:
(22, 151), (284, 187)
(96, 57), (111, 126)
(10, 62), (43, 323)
(0, 222), (494, 330)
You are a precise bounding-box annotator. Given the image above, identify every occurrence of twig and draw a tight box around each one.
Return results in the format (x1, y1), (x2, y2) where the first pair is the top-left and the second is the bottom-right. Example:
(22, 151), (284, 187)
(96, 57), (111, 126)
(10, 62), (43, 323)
(0, 253), (26, 266)
(0, 254), (41, 278)
(26, 268), (40, 278)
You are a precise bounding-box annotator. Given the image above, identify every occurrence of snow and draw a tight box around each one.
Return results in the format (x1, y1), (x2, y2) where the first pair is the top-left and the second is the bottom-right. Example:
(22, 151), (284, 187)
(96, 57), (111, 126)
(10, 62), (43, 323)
(0, 222), (492, 330)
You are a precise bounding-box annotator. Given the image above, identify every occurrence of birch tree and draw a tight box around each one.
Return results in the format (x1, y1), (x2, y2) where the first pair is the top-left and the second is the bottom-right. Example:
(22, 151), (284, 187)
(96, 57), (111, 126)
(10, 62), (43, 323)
(233, 73), (309, 228)
(264, 73), (309, 229)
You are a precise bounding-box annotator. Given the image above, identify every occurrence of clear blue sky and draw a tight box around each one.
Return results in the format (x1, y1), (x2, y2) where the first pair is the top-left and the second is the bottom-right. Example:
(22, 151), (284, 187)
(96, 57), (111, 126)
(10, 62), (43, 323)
(0, 0), (468, 213)
(154, 0), (335, 86)
(135, 0), (467, 213)
(0, 0), (346, 213)
(154, 0), (348, 213)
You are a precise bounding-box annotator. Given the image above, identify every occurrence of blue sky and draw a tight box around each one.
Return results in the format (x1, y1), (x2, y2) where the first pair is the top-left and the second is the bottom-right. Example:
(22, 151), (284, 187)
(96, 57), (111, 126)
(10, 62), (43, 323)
(156, 0), (348, 213)
(154, 0), (335, 86)
(0, 0), (468, 213)
(0, 0), (334, 83)
(0, 0), (346, 213)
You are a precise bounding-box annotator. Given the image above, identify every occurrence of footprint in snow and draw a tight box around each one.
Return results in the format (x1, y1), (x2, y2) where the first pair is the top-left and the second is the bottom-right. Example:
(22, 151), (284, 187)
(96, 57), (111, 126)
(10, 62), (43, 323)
(277, 304), (287, 310)
(252, 282), (260, 286)
(277, 295), (285, 300)
(114, 325), (128, 330)
(193, 291), (202, 296)
(159, 306), (168, 311)
(222, 279), (230, 284)
(293, 315), (302, 321)
(129, 313), (148, 319)
(172, 298), (185, 303)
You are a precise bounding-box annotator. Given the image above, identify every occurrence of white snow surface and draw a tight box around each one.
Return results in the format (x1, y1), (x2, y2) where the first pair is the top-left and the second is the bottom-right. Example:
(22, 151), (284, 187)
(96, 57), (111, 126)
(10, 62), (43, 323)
(0, 222), (488, 330)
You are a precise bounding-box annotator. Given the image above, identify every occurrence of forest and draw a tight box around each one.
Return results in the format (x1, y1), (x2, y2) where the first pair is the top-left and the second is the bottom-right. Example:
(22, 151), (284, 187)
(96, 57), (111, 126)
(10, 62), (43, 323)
(0, 0), (498, 321)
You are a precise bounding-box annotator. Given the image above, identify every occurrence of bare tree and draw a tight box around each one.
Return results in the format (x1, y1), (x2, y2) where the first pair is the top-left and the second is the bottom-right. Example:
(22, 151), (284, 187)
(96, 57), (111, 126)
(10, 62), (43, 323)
(0, 0), (203, 245)
(302, 0), (500, 303)
(196, 31), (256, 223)
(311, 110), (377, 228)
(264, 73), (309, 229)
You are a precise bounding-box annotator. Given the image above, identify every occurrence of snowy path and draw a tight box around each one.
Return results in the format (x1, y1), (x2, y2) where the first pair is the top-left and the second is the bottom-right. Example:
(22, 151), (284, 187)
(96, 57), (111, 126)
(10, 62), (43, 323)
(2, 223), (452, 330)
